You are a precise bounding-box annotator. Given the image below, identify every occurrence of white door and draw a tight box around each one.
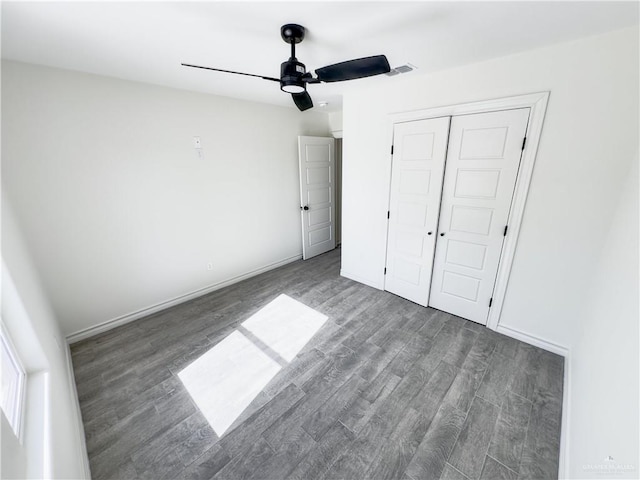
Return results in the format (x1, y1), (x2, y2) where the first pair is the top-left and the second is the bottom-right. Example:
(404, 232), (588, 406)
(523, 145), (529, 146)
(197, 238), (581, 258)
(384, 117), (451, 306)
(428, 108), (530, 324)
(298, 136), (336, 260)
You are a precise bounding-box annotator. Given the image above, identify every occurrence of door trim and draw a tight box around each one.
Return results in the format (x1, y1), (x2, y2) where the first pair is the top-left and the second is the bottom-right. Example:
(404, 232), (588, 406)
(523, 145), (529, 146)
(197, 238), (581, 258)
(298, 136), (336, 260)
(387, 92), (550, 332)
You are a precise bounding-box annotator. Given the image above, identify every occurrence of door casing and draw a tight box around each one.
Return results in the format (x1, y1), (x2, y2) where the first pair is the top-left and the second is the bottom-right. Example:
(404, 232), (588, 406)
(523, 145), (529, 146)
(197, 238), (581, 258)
(384, 92), (550, 331)
(298, 136), (336, 260)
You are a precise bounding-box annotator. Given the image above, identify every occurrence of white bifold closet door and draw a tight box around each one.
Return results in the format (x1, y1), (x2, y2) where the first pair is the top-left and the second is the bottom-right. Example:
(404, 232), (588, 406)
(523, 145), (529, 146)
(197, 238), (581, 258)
(384, 117), (451, 306)
(428, 108), (530, 324)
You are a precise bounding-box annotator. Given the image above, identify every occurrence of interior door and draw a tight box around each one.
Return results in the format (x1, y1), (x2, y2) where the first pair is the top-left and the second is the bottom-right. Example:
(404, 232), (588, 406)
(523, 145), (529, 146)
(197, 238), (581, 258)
(384, 117), (451, 306)
(428, 108), (530, 324)
(298, 136), (336, 260)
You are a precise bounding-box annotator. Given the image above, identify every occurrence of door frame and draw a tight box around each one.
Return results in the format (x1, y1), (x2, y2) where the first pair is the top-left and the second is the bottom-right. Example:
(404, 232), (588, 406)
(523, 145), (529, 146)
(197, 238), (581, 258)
(385, 92), (549, 331)
(298, 136), (336, 260)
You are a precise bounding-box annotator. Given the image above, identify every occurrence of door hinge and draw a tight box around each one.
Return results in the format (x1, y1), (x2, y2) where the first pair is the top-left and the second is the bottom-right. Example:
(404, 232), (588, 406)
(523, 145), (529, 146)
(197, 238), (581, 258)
(391, 145), (394, 155)
(521, 137), (527, 151)
(384, 267), (387, 275)
(387, 210), (390, 219)
(489, 298), (493, 307)
(503, 225), (508, 236)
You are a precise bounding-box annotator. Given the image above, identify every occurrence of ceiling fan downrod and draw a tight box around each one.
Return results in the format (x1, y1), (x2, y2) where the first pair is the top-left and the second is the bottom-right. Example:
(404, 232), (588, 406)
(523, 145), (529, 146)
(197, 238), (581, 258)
(280, 24), (307, 94)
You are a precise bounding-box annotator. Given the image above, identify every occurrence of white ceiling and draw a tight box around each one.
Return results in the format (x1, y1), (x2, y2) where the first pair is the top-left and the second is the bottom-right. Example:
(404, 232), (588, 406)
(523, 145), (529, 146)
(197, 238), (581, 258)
(2, 1), (638, 112)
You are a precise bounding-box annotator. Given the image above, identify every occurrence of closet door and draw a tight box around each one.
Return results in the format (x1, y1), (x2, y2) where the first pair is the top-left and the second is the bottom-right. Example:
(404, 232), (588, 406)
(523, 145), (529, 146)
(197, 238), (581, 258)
(384, 117), (450, 307)
(428, 108), (529, 324)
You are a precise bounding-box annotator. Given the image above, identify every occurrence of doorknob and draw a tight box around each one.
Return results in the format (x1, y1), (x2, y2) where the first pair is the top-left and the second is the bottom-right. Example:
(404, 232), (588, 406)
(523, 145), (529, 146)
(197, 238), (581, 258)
(440, 232), (445, 236)
(300, 205), (309, 210)
(427, 231), (433, 235)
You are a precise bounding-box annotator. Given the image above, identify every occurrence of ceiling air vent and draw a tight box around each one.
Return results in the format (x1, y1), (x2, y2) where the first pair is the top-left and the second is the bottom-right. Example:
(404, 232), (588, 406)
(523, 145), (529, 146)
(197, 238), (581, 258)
(386, 63), (417, 76)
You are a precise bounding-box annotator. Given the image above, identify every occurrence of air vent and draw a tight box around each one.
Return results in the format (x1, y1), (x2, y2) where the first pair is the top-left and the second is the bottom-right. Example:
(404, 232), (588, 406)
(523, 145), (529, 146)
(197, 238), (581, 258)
(386, 63), (417, 77)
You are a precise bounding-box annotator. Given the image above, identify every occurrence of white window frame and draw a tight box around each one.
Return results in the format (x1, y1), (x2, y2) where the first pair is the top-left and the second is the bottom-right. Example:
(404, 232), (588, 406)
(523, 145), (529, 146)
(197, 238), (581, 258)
(1, 320), (27, 440)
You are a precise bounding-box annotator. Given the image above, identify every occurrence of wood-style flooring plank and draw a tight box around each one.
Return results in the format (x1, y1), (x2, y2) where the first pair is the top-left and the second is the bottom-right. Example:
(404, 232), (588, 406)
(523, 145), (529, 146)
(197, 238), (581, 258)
(287, 421), (354, 480)
(479, 456), (518, 480)
(218, 383), (305, 457)
(130, 412), (210, 478)
(70, 248), (563, 480)
(440, 463), (471, 480)
(339, 371), (401, 435)
(211, 437), (274, 480)
(176, 444), (231, 480)
(475, 352), (516, 407)
(300, 372), (367, 441)
(487, 391), (532, 471)
(448, 396), (500, 480)
(405, 403), (467, 480)
(256, 426), (316, 478)
(442, 356), (489, 414)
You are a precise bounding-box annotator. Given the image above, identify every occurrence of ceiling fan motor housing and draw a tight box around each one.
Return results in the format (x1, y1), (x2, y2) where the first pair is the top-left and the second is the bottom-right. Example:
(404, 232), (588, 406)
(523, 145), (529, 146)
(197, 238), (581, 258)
(280, 59), (306, 93)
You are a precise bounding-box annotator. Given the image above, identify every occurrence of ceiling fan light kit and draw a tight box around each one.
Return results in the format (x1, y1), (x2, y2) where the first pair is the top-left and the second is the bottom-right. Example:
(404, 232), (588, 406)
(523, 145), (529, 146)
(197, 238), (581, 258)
(182, 23), (391, 111)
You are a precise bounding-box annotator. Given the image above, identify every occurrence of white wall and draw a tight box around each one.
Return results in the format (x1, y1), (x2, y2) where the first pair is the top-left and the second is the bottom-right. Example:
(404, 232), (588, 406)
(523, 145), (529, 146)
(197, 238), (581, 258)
(1, 195), (90, 479)
(568, 155), (639, 478)
(328, 111), (343, 138)
(340, 26), (638, 478)
(2, 61), (330, 337)
(1, 414), (28, 479)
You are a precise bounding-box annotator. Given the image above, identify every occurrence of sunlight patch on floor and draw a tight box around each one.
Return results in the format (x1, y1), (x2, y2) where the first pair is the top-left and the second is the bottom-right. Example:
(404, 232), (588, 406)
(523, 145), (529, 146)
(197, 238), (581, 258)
(242, 294), (328, 362)
(178, 294), (328, 437)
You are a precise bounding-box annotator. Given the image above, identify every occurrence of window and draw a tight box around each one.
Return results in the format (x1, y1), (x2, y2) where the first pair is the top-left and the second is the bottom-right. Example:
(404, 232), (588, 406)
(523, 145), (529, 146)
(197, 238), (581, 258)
(1, 322), (26, 438)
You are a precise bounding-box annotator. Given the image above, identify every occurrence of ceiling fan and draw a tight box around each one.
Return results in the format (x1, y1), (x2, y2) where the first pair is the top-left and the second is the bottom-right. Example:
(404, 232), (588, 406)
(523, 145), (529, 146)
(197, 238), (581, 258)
(182, 24), (391, 112)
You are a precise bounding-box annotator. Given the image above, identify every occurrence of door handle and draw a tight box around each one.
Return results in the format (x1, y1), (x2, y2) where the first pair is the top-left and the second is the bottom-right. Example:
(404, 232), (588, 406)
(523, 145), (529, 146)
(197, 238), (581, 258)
(300, 205), (309, 210)
(427, 231), (433, 235)
(440, 232), (445, 237)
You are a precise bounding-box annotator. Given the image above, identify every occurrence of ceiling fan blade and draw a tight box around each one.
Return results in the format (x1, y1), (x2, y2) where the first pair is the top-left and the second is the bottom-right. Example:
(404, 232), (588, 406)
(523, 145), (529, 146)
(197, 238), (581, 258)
(181, 63), (280, 82)
(292, 91), (313, 111)
(315, 55), (390, 83)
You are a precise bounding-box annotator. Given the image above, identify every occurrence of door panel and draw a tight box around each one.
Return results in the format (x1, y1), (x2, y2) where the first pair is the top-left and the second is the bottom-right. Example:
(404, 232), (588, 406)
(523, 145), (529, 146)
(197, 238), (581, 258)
(428, 108), (530, 324)
(384, 117), (451, 306)
(308, 207), (331, 226)
(298, 136), (336, 260)
(449, 206), (494, 235)
(454, 169), (501, 198)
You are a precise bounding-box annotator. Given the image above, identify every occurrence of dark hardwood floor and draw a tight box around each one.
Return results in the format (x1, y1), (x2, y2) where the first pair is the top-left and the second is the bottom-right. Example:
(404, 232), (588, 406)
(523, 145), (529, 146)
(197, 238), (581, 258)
(71, 248), (564, 480)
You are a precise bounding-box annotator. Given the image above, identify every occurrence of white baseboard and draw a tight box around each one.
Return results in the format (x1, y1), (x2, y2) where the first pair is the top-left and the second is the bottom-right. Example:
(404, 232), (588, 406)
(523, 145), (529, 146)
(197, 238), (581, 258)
(496, 323), (571, 479)
(340, 269), (384, 290)
(66, 254), (302, 344)
(63, 343), (91, 479)
(559, 351), (571, 479)
(496, 323), (569, 357)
